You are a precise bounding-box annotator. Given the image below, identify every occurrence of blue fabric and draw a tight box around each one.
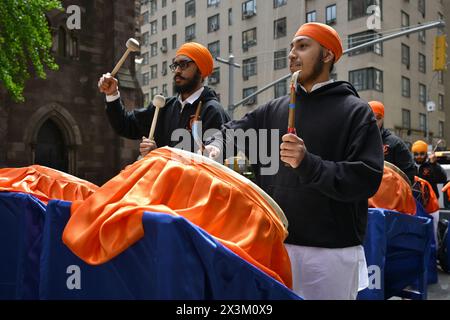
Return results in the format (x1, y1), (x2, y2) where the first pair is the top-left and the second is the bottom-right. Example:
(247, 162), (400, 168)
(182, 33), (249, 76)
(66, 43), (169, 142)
(39, 200), (300, 300)
(357, 209), (386, 300)
(414, 199), (438, 284)
(0, 192), (46, 300)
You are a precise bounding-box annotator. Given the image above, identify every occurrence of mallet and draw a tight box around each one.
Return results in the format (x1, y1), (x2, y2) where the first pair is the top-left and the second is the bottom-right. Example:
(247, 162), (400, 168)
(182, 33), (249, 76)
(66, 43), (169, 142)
(148, 95), (166, 141)
(110, 38), (140, 77)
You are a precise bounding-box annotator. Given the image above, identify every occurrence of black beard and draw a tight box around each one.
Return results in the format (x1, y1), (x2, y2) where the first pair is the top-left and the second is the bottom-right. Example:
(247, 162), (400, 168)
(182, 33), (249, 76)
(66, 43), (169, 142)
(174, 72), (202, 94)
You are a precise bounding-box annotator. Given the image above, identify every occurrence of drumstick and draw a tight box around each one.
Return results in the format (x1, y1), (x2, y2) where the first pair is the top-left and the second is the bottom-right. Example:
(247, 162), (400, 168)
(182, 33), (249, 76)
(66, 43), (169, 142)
(288, 70), (300, 135)
(148, 95), (166, 141)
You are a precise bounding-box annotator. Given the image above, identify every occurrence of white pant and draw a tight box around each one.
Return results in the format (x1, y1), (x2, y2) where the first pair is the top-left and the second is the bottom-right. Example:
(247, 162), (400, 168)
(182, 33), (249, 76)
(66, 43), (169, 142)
(285, 244), (368, 300)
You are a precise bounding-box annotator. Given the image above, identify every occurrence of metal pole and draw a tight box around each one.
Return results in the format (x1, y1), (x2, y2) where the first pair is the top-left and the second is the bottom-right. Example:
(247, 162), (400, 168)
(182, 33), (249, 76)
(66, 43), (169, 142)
(228, 54), (235, 118)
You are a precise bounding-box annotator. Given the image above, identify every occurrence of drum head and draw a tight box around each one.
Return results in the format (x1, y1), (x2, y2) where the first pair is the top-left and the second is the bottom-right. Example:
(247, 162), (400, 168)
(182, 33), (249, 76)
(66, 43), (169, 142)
(384, 161), (411, 186)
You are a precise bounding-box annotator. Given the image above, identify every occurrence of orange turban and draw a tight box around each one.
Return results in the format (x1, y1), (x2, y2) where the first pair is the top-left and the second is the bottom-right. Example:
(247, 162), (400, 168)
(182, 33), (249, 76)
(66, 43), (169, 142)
(412, 140), (428, 153)
(294, 22), (343, 62)
(369, 101), (385, 118)
(176, 42), (214, 78)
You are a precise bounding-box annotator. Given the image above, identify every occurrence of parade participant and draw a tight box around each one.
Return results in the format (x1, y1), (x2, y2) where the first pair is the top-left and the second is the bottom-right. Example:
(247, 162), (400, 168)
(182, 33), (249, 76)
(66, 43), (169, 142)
(204, 22), (383, 299)
(369, 101), (416, 183)
(98, 42), (230, 155)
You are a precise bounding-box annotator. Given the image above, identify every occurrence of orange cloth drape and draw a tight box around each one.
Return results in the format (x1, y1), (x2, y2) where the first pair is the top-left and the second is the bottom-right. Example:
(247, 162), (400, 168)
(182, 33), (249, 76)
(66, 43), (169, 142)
(415, 176), (440, 213)
(63, 147), (292, 288)
(0, 165), (98, 203)
(369, 165), (416, 215)
(442, 181), (450, 202)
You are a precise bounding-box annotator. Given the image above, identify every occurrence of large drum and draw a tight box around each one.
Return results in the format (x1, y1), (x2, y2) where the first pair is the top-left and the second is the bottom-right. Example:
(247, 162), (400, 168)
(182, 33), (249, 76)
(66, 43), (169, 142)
(369, 161), (416, 215)
(63, 147), (292, 288)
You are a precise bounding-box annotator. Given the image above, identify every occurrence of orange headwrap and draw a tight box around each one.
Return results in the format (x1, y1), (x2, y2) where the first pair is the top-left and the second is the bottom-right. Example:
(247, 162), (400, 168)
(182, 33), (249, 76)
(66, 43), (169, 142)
(412, 140), (428, 153)
(293, 22), (343, 62)
(369, 101), (385, 118)
(176, 42), (214, 78)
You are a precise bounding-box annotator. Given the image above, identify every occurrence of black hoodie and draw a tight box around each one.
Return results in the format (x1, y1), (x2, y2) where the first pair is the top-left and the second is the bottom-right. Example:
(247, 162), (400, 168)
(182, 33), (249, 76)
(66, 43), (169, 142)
(105, 86), (230, 150)
(380, 128), (417, 183)
(210, 81), (384, 248)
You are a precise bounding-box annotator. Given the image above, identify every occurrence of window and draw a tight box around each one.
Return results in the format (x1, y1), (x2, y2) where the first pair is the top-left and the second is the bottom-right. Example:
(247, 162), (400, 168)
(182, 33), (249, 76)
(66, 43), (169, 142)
(439, 121), (444, 138)
(143, 72), (149, 86)
(162, 83), (168, 97)
(348, 0), (382, 20)
(348, 30), (382, 56)
(150, 64), (158, 79)
(185, 24), (196, 41)
(274, 0), (287, 8)
(162, 15), (167, 30)
(150, 42), (158, 57)
(418, 29), (426, 43)
(243, 87), (257, 106)
(418, 0), (425, 17)
(274, 80), (287, 98)
(439, 94), (444, 110)
(172, 10), (177, 25)
(151, 87), (158, 99)
(438, 70), (444, 84)
(273, 17), (287, 39)
(185, 0), (195, 17)
(228, 8), (232, 25)
(142, 52), (149, 65)
(161, 38), (168, 52)
(143, 11), (149, 24)
(172, 34), (177, 49)
(274, 49), (287, 70)
(402, 77), (410, 97)
(150, 20), (157, 35)
(209, 67), (220, 85)
(348, 67), (383, 92)
(150, 0), (157, 14)
(242, 0), (256, 19)
(419, 83), (427, 105)
(401, 11), (409, 31)
(207, 0), (220, 7)
(143, 32), (149, 46)
(228, 35), (232, 53)
(144, 93), (150, 105)
(418, 53), (426, 73)
(243, 57), (257, 80)
(162, 61), (168, 76)
(208, 14), (220, 33)
(58, 27), (66, 57)
(326, 4), (337, 25)
(419, 113), (427, 133)
(306, 11), (316, 22)
(402, 109), (411, 129)
(208, 41), (220, 58)
(242, 28), (257, 51)
(162, 0), (167, 7)
(401, 44), (410, 68)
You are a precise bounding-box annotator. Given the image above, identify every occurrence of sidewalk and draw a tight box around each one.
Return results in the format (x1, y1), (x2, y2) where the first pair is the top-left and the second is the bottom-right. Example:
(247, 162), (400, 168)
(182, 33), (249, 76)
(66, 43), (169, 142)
(428, 269), (450, 300)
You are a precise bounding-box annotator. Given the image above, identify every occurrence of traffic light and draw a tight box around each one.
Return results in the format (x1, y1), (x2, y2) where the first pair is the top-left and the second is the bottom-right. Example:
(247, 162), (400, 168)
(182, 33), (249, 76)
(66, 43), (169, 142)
(433, 35), (448, 71)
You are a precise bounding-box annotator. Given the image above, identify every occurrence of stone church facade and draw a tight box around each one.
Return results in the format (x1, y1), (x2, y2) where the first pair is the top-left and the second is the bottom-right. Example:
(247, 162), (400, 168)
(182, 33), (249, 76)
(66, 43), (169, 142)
(0, 0), (143, 186)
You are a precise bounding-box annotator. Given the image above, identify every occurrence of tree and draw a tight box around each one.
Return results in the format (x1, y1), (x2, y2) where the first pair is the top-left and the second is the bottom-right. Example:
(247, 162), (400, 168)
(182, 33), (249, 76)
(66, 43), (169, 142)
(0, 0), (62, 102)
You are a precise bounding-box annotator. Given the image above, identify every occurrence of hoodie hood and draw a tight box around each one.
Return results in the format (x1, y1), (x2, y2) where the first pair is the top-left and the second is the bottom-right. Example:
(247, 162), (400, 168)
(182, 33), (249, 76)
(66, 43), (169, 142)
(298, 80), (360, 98)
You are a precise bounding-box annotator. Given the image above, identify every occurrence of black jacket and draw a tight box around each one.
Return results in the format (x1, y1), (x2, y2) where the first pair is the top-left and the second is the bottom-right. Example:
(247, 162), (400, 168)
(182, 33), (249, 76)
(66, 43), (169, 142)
(381, 128), (417, 183)
(418, 160), (447, 199)
(210, 81), (384, 248)
(105, 86), (230, 151)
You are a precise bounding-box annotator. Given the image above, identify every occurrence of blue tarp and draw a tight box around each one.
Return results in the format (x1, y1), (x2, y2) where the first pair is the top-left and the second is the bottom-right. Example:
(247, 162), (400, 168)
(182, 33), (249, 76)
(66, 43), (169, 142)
(358, 208), (433, 300)
(0, 192), (45, 300)
(39, 200), (300, 299)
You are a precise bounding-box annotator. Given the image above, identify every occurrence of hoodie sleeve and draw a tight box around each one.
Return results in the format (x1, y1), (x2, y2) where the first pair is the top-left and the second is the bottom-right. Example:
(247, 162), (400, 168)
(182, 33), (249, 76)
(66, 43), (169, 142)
(105, 99), (155, 140)
(431, 162), (448, 184)
(294, 118), (384, 202)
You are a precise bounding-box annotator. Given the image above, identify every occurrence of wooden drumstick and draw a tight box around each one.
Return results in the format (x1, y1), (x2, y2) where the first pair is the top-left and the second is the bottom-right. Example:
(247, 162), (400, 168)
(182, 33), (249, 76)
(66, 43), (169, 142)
(148, 95), (166, 141)
(111, 38), (140, 77)
(288, 70), (300, 135)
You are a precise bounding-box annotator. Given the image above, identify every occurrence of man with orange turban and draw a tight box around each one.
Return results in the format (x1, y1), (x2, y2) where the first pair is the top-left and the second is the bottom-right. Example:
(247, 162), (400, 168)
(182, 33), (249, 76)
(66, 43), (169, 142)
(412, 140), (447, 199)
(204, 23), (384, 299)
(98, 42), (230, 155)
(368, 100), (416, 183)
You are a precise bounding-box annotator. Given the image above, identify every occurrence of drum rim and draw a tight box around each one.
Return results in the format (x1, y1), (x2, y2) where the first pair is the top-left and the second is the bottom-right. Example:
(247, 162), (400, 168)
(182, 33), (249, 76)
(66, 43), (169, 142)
(384, 161), (412, 186)
(164, 147), (289, 229)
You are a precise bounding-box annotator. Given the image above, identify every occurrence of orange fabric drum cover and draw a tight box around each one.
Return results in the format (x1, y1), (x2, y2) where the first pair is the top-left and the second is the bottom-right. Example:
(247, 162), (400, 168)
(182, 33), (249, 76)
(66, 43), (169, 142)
(63, 147), (292, 288)
(369, 163), (416, 215)
(0, 165), (99, 203)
